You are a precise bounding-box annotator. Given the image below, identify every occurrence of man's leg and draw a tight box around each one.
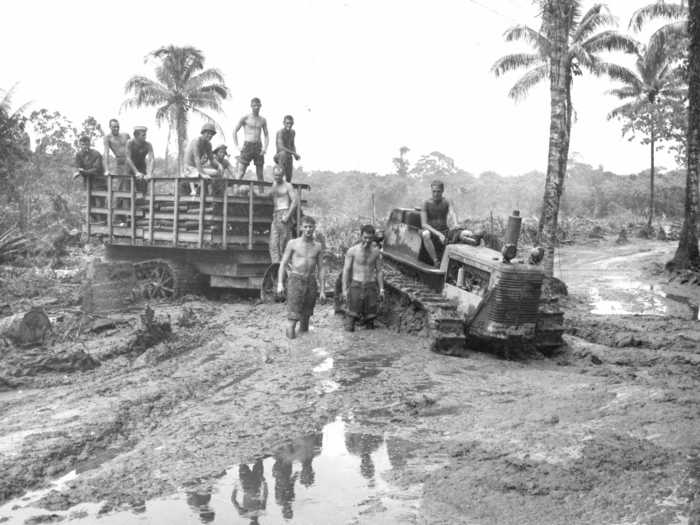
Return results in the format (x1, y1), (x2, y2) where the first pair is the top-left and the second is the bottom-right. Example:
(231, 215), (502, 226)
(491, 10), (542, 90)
(269, 216), (282, 263)
(255, 156), (265, 182)
(344, 314), (356, 332)
(421, 229), (439, 266)
(299, 317), (309, 333)
(286, 319), (297, 339)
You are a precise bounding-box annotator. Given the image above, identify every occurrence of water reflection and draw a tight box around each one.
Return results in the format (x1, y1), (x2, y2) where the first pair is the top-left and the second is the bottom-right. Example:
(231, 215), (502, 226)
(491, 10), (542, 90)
(231, 459), (267, 523)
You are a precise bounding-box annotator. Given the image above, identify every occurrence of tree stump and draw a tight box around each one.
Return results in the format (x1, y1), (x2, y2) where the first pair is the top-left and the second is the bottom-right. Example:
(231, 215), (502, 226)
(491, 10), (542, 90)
(0, 308), (51, 345)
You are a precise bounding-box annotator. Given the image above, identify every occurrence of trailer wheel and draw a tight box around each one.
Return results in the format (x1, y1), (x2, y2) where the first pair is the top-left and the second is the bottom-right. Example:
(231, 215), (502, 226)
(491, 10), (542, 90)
(261, 263), (285, 303)
(135, 259), (201, 300)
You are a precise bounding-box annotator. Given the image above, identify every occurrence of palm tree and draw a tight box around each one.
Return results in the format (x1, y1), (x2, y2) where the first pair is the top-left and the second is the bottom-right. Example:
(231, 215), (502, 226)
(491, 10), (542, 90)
(607, 29), (687, 229)
(492, 2), (637, 282)
(122, 46), (229, 175)
(631, 1), (698, 268)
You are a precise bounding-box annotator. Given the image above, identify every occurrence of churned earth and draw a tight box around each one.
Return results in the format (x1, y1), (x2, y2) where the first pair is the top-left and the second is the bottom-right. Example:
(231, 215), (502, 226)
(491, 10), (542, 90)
(0, 239), (698, 524)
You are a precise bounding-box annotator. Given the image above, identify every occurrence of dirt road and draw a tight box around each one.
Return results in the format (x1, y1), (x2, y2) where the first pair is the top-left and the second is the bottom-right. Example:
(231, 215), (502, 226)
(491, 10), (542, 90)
(0, 240), (698, 524)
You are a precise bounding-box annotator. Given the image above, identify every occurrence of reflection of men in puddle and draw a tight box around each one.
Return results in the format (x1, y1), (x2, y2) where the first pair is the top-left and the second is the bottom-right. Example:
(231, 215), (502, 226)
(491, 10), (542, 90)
(232, 458), (268, 523)
(345, 433), (384, 484)
(296, 433), (323, 487)
(186, 491), (215, 523)
(273, 452), (297, 519)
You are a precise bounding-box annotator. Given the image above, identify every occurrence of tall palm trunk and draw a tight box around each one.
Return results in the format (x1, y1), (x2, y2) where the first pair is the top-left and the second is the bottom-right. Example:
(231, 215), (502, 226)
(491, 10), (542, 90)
(540, 0), (573, 283)
(176, 109), (187, 177)
(648, 118), (655, 229)
(670, 0), (700, 268)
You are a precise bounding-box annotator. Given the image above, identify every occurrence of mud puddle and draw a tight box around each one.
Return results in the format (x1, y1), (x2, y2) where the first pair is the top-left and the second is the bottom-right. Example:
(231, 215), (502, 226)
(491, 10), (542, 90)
(0, 418), (420, 524)
(587, 278), (697, 318)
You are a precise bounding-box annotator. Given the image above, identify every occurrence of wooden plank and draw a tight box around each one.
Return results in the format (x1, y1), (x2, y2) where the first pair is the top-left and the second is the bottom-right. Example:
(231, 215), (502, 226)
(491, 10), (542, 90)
(222, 180), (228, 249)
(144, 211), (272, 223)
(248, 181), (254, 250)
(173, 178), (180, 246)
(107, 175), (113, 243)
(130, 177), (136, 243)
(198, 180), (206, 248)
(296, 186), (303, 237)
(148, 178), (155, 244)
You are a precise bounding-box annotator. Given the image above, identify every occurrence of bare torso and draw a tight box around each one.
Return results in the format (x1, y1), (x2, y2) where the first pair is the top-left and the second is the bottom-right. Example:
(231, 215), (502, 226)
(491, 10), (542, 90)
(272, 181), (293, 211)
(347, 244), (382, 283)
(241, 114), (266, 143)
(287, 238), (323, 277)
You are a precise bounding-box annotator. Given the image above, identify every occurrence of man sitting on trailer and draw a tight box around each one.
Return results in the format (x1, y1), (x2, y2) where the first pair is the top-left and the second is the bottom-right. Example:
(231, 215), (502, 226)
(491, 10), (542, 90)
(184, 122), (222, 196)
(277, 215), (326, 339)
(268, 165), (299, 264)
(342, 224), (384, 331)
(420, 180), (458, 267)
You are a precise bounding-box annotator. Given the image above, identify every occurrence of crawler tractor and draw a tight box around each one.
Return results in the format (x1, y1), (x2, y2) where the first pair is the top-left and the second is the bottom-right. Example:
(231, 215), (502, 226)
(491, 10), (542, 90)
(380, 208), (564, 355)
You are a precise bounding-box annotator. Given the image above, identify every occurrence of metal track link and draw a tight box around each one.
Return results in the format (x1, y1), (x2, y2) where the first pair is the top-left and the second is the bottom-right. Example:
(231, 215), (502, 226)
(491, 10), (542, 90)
(381, 262), (466, 353)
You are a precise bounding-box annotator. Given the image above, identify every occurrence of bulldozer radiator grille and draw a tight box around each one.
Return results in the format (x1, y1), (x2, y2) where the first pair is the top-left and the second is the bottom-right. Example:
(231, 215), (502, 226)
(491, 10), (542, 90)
(487, 274), (542, 324)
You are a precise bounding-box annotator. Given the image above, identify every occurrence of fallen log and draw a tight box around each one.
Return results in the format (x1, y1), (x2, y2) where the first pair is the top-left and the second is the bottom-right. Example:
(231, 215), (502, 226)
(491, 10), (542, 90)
(0, 308), (52, 345)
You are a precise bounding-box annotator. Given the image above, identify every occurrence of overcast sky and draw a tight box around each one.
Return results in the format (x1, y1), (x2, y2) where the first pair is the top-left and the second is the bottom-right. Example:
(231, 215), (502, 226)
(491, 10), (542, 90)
(2, 0), (678, 176)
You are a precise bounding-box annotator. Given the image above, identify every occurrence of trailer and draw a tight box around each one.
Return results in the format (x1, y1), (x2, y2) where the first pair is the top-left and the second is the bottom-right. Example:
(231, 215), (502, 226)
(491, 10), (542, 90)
(83, 174), (309, 299)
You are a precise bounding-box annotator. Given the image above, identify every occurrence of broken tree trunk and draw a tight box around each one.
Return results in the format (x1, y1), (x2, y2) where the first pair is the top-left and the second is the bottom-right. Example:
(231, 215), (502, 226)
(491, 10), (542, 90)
(0, 308), (51, 345)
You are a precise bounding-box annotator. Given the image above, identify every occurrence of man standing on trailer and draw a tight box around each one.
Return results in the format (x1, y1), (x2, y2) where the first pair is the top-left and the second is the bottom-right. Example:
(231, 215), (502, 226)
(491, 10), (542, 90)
(277, 216), (326, 339)
(74, 135), (106, 190)
(233, 97), (269, 181)
(103, 119), (130, 176)
(420, 180), (457, 267)
(184, 122), (222, 195)
(126, 126), (155, 186)
(273, 115), (300, 182)
(268, 165), (299, 263)
(342, 224), (384, 331)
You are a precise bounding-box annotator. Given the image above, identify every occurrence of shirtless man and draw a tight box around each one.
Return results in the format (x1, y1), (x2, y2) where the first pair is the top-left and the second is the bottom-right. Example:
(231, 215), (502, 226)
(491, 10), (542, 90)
(342, 224), (384, 331)
(420, 180), (458, 267)
(126, 126), (155, 182)
(273, 115), (300, 182)
(103, 119), (130, 176)
(268, 165), (299, 263)
(184, 122), (222, 195)
(233, 97), (269, 181)
(277, 215), (326, 339)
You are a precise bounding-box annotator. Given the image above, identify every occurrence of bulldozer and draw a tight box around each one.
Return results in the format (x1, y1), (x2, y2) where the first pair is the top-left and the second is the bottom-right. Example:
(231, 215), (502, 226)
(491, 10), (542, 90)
(377, 207), (564, 355)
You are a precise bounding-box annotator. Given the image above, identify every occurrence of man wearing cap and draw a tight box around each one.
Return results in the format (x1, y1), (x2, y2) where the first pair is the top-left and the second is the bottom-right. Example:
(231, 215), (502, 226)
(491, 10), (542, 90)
(233, 97), (269, 181)
(184, 122), (222, 196)
(213, 145), (235, 178)
(273, 115), (300, 183)
(103, 119), (130, 177)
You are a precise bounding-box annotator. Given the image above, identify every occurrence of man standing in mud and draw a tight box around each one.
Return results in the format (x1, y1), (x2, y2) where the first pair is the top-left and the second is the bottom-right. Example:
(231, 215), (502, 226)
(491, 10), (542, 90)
(421, 180), (457, 267)
(273, 115), (300, 182)
(342, 224), (384, 331)
(267, 165), (299, 264)
(233, 97), (269, 181)
(277, 215), (326, 339)
(103, 119), (130, 177)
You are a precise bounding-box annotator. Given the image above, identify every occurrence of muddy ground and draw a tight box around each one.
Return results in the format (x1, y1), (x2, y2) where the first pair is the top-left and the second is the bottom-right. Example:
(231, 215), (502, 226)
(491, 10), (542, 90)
(0, 239), (698, 524)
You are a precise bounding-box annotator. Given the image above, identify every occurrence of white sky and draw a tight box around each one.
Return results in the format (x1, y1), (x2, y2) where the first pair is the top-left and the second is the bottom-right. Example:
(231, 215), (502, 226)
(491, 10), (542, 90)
(2, 0), (679, 176)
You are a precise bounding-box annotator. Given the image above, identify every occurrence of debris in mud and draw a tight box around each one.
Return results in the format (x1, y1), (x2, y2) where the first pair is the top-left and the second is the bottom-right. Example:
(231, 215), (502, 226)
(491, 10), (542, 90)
(128, 306), (172, 354)
(82, 261), (136, 314)
(176, 306), (199, 328)
(0, 307), (51, 346)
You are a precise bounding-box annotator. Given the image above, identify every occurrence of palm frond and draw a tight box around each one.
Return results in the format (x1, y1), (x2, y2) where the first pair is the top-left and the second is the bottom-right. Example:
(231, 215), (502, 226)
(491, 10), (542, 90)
(589, 61), (642, 85)
(607, 100), (645, 120)
(122, 77), (171, 111)
(573, 4), (616, 43)
(606, 86), (642, 99)
(581, 31), (638, 54)
(508, 64), (549, 101)
(503, 25), (550, 53)
(629, 2), (688, 31)
(190, 109), (224, 135)
(491, 53), (544, 77)
(186, 69), (229, 92)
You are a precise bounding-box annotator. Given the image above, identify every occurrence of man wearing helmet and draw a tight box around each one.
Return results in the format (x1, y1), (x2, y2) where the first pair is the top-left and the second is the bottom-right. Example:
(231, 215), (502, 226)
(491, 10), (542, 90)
(184, 122), (223, 196)
(233, 97), (269, 181)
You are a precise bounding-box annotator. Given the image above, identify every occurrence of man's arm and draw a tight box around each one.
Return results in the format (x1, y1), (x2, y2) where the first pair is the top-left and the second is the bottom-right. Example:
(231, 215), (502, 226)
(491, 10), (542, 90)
(277, 240), (294, 293)
(375, 250), (384, 298)
(283, 183), (299, 223)
(420, 208), (443, 238)
(262, 118), (269, 154)
(342, 248), (354, 299)
(146, 144), (155, 177)
(233, 117), (245, 149)
(290, 130), (300, 159)
(82, 152), (103, 176)
(316, 246), (326, 301)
